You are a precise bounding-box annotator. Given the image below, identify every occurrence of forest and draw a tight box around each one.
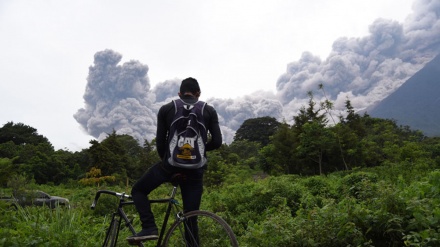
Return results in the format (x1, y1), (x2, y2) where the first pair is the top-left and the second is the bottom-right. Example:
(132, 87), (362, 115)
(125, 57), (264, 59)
(0, 93), (439, 246)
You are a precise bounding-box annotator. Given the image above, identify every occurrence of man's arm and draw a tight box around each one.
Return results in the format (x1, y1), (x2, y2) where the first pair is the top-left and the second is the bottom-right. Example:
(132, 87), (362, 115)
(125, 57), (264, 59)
(205, 107), (222, 151)
(156, 106), (168, 159)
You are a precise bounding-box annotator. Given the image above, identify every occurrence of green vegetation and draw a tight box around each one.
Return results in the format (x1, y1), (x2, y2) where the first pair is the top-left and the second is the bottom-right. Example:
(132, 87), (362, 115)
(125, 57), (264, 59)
(1, 89), (439, 246)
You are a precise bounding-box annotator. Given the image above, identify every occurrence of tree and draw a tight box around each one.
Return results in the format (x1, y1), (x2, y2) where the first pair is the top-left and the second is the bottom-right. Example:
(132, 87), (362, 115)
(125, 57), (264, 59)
(0, 122), (51, 147)
(15, 142), (55, 184)
(292, 92), (327, 134)
(86, 131), (151, 183)
(319, 87), (348, 171)
(227, 140), (261, 163)
(422, 137), (440, 165)
(329, 99), (365, 169)
(292, 92), (332, 175)
(0, 122), (59, 184)
(136, 138), (160, 181)
(79, 167), (115, 186)
(87, 136), (124, 177)
(0, 141), (19, 159)
(140, 138), (160, 166)
(47, 149), (84, 184)
(234, 117), (281, 146)
(258, 143), (280, 174)
(0, 158), (15, 186)
(268, 123), (297, 174)
(296, 122), (335, 175)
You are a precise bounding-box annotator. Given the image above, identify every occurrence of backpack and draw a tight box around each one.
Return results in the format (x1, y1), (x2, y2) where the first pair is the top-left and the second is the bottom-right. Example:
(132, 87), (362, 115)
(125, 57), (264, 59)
(167, 99), (208, 169)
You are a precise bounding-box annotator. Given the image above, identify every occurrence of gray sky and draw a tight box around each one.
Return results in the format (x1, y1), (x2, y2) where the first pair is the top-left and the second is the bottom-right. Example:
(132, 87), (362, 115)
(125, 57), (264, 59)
(0, 0), (417, 151)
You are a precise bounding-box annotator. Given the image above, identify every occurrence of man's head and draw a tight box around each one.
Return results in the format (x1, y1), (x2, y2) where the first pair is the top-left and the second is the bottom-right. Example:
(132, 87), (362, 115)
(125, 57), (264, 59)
(179, 77), (201, 97)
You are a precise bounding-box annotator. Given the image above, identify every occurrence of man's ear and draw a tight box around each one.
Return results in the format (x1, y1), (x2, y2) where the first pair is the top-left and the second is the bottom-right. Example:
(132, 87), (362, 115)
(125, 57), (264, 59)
(178, 92), (182, 97)
(195, 91), (201, 97)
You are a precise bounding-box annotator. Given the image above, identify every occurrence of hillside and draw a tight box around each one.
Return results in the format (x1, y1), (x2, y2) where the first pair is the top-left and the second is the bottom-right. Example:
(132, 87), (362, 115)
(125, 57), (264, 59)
(369, 54), (440, 136)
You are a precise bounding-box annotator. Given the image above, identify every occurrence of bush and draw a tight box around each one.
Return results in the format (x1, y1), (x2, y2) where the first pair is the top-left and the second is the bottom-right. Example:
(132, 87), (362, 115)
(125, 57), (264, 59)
(337, 171), (379, 200)
(292, 198), (370, 247)
(301, 175), (334, 197)
(239, 205), (295, 247)
(400, 170), (440, 246)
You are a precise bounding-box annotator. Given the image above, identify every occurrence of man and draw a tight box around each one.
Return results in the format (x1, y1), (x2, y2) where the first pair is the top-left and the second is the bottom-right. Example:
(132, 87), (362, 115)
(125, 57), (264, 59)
(127, 77), (222, 243)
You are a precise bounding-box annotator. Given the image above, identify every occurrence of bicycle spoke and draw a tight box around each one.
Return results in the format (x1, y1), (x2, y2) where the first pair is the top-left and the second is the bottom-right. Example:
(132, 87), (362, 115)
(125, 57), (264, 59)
(163, 210), (238, 247)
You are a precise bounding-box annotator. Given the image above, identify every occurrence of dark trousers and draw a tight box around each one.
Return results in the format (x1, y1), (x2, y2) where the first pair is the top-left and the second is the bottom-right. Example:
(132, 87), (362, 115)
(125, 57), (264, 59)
(131, 161), (204, 231)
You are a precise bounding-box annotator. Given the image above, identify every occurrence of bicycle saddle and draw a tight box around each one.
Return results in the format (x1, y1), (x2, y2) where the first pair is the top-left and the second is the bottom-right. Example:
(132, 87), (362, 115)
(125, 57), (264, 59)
(170, 173), (187, 186)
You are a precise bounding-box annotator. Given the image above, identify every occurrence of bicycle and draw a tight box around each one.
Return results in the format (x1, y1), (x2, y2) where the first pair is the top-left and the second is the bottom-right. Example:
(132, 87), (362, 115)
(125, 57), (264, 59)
(91, 174), (239, 247)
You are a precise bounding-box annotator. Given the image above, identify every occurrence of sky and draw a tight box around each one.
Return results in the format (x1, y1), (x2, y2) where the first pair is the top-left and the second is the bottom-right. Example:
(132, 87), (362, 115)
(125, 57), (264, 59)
(1, 0), (438, 151)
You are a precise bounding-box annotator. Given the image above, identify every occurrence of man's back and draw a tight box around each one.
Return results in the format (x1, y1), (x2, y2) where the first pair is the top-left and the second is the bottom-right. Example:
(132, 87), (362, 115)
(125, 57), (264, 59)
(156, 95), (222, 161)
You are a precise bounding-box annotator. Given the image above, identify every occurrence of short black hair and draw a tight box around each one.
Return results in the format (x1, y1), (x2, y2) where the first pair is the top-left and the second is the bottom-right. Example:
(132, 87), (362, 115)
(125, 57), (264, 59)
(180, 77), (201, 94)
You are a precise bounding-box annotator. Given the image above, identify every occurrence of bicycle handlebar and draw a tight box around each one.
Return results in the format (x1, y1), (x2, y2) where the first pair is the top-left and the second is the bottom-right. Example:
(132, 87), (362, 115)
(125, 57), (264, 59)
(90, 190), (132, 210)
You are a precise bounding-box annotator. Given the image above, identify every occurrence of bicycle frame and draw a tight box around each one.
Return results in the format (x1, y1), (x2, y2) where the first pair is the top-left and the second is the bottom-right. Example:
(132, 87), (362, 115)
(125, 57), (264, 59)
(93, 181), (239, 247)
(92, 186), (181, 247)
(151, 185), (179, 246)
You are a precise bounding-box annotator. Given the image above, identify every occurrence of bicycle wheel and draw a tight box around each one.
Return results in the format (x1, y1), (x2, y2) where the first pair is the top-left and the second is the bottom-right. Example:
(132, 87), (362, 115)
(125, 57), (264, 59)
(163, 210), (238, 247)
(103, 216), (121, 247)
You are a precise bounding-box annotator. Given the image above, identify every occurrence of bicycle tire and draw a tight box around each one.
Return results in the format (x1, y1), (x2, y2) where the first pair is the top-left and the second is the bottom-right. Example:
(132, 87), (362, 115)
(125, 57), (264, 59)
(103, 216), (120, 247)
(162, 210), (239, 247)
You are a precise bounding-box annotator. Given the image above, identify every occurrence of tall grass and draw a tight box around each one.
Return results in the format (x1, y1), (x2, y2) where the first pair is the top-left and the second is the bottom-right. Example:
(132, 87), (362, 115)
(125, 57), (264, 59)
(0, 203), (105, 247)
(1, 162), (439, 246)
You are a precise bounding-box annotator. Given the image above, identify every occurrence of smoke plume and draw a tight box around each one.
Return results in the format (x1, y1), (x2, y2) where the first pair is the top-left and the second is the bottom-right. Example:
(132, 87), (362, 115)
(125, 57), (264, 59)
(74, 49), (158, 143)
(277, 0), (440, 120)
(75, 0), (440, 144)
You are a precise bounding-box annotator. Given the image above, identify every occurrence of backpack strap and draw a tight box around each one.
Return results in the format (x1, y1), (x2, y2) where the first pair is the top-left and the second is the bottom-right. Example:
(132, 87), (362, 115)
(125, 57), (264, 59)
(173, 99), (206, 112)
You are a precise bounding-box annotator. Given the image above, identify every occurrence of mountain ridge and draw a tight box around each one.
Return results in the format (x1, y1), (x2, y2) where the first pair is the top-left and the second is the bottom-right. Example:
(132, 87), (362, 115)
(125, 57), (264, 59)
(368, 54), (440, 136)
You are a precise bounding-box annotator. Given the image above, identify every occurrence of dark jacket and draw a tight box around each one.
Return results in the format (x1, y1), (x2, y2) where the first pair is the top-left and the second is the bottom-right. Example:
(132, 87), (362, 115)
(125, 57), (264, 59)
(156, 95), (222, 162)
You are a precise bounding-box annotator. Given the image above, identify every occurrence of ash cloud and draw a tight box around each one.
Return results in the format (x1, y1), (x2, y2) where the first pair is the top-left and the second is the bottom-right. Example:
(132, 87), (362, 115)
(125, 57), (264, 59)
(277, 0), (440, 118)
(208, 92), (284, 143)
(74, 49), (158, 143)
(75, 0), (440, 145)
(151, 79), (181, 102)
(75, 49), (283, 144)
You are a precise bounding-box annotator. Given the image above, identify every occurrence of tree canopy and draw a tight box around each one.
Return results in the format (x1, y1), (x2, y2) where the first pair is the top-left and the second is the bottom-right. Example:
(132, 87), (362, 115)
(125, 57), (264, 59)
(0, 122), (51, 147)
(0, 87), (436, 185)
(233, 116), (281, 146)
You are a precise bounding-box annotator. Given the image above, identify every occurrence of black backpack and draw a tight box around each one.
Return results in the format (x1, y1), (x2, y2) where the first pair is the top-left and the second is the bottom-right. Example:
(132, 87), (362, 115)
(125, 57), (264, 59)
(167, 99), (208, 169)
